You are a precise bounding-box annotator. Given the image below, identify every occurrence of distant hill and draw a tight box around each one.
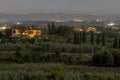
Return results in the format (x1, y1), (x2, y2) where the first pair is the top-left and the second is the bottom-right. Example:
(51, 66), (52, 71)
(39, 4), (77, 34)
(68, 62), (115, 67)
(0, 13), (120, 21)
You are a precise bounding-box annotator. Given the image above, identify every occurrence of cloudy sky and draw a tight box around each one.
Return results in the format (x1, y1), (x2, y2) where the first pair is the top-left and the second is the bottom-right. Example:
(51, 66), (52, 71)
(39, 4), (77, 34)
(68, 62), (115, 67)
(0, 0), (120, 15)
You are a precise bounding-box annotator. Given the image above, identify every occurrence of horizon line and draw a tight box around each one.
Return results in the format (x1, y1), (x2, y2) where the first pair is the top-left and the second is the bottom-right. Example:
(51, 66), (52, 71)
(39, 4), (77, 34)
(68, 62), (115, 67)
(0, 12), (120, 16)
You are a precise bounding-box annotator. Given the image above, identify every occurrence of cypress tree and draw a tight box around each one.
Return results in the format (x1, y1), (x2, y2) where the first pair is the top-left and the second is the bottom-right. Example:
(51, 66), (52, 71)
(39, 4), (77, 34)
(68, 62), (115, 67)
(113, 36), (119, 48)
(47, 23), (51, 35)
(51, 22), (56, 34)
(74, 32), (82, 44)
(0, 31), (4, 39)
(96, 33), (100, 45)
(90, 31), (94, 45)
(102, 33), (106, 46)
(82, 30), (86, 43)
(76, 32), (79, 44)
(79, 32), (82, 44)
(74, 32), (77, 44)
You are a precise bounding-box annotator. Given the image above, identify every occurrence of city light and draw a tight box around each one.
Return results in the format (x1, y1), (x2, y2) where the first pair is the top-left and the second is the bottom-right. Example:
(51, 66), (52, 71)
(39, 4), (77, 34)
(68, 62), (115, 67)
(17, 22), (21, 25)
(108, 23), (115, 26)
(2, 26), (7, 30)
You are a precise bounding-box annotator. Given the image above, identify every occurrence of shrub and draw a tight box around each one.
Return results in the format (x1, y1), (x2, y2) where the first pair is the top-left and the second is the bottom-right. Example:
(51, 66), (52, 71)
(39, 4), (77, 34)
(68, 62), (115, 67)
(93, 49), (114, 67)
(110, 49), (120, 66)
(102, 49), (114, 66)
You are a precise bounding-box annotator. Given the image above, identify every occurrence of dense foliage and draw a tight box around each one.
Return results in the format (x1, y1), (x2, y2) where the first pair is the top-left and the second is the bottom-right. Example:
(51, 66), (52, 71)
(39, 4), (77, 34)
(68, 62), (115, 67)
(93, 49), (120, 67)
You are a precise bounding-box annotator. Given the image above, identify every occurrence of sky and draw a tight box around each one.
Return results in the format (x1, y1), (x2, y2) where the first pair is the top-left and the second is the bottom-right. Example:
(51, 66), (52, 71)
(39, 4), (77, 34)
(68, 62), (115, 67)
(0, 0), (120, 15)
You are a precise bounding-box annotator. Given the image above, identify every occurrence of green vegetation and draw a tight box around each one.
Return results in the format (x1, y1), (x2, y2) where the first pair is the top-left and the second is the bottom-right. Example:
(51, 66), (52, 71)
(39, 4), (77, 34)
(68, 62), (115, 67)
(93, 49), (114, 66)
(0, 23), (120, 79)
(96, 33), (101, 45)
(102, 33), (106, 46)
(0, 63), (120, 80)
(82, 30), (87, 43)
(113, 36), (119, 48)
(0, 71), (119, 80)
(90, 31), (95, 45)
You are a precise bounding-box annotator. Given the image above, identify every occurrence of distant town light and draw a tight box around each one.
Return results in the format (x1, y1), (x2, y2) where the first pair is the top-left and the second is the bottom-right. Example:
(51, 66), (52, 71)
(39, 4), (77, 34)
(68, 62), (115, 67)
(74, 19), (83, 22)
(17, 22), (21, 25)
(0, 26), (7, 30)
(108, 23), (115, 26)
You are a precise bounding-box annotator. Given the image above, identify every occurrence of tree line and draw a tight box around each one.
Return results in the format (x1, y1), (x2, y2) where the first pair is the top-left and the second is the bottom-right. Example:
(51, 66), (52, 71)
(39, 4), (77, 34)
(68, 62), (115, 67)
(47, 22), (120, 49)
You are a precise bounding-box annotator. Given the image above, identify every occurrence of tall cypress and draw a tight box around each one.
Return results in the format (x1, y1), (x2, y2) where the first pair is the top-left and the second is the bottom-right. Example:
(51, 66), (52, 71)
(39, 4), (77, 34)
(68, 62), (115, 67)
(102, 33), (106, 46)
(79, 32), (82, 45)
(73, 32), (77, 44)
(82, 30), (86, 43)
(76, 32), (80, 44)
(51, 22), (56, 34)
(113, 36), (119, 48)
(90, 31), (94, 45)
(74, 32), (82, 44)
(47, 23), (51, 35)
(96, 33), (100, 45)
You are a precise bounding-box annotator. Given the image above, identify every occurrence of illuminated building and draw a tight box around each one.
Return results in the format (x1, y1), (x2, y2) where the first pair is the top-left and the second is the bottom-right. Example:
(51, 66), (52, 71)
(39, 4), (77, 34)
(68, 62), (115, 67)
(74, 26), (96, 32)
(5, 27), (41, 39)
(86, 27), (96, 32)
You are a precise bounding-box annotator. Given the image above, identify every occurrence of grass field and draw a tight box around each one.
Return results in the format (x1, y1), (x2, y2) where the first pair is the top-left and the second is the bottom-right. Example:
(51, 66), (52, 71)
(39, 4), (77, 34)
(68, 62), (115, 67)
(0, 63), (120, 74)
(0, 63), (120, 80)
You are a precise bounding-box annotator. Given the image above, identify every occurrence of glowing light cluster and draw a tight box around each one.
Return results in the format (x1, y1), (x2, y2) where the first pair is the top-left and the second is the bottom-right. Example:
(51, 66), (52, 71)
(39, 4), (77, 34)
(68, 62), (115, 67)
(17, 22), (22, 25)
(108, 23), (115, 26)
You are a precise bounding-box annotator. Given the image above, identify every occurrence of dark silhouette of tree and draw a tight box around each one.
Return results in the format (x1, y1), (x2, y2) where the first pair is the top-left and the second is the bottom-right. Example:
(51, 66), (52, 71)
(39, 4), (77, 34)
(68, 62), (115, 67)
(47, 23), (51, 35)
(0, 31), (4, 39)
(74, 32), (81, 44)
(82, 30), (86, 43)
(73, 32), (77, 44)
(96, 33), (100, 45)
(79, 32), (82, 45)
(0, 31), (5, 43)
(51, 22), (56, 35)
(76, 32), (80, 44)
(102, 49), (114, 66)
(102, 33), (106, 46)
(47, 22), (56, 35)
(57, 26), (73, 42)
(93, 49), (114, 67)
(90, 31), (95, 45)
(113, 36), (119, 48)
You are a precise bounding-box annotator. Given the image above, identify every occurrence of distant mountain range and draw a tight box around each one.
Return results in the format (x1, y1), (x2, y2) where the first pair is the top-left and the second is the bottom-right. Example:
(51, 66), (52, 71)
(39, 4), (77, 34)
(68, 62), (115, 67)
(0, 13), (120, 21)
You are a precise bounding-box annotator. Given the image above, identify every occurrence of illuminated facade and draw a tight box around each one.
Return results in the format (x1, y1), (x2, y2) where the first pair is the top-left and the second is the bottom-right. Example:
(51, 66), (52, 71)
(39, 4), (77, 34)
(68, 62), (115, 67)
(5, 28), (41, 39)
(23, 29), (41, 38)
(86, 27), (96, 32)
(74, 26), (96, 32)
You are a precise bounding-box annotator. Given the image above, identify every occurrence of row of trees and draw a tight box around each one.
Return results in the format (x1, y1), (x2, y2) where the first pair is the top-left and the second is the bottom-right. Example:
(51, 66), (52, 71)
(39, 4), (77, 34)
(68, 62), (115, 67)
(74, 31), (120, 49)
(9, 49), (81, 65)
(47, 23), (74, 42)
(73, 31), (106, 46)
(1, 44), (119, 67)
(47, 23), (120, 49)
(47, 23), (102, 44)
(47, 22), (56, 35)
(47, 23), (107, 46)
